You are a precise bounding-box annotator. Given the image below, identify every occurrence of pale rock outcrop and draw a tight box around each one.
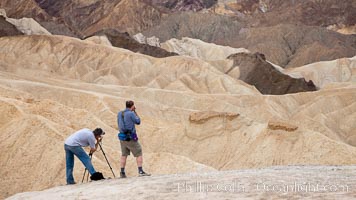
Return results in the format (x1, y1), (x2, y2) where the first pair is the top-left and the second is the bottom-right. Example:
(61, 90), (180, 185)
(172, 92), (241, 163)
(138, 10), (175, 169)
(0, 9), (50, 35)
(328, 24), (356, 35)
(6, 17), (51, 35)
(208, 0), (241, 16)
(133, 32), (161, 47)
(285, 56), (356, 88)
(0, 8), (7, 17)
(84, 35), (113, 46)
(162, 37), (249, 61)
(337, 25), (356, 35)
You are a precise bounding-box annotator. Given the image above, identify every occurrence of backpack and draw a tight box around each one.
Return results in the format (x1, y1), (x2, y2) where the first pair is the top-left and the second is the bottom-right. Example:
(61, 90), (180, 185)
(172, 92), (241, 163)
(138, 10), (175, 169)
(90, 172), (105, 181)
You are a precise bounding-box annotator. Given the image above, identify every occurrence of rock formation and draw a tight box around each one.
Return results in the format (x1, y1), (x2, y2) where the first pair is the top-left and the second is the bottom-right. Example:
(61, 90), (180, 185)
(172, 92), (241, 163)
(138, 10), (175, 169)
(1, 0), (164, 37)
(143, 0), (217, 12)
(1, 0), (355, 65)
(209, 0), (356, 29)
(161, 37), (317, 94)
(161, 37), (249, 61)
(88, 29), (177, 58)
(143, 18), (356, 67)
(0, 16), (23, 36)
(6, 17), (51, 35)
(159, 36), (356, 89)
(84, 35), (113, 47)
(0, 35), (256, 95)
(133, 33), (161, 47)
(0, 11), (50, 36)
(0, 0), (77, 36)
(0, 9), (50, 36)
(226, 52), (317, 94)
(285, 56), (356, 88)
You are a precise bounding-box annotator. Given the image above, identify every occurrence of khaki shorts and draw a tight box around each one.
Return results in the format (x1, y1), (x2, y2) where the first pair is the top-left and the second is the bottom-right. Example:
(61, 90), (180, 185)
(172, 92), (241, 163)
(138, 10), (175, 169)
(120, 140), (142, 157)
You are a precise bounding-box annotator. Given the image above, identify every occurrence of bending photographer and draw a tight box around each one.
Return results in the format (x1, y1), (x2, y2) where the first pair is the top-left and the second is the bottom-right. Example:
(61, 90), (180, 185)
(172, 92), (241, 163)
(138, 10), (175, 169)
(64, 128), (105, 184)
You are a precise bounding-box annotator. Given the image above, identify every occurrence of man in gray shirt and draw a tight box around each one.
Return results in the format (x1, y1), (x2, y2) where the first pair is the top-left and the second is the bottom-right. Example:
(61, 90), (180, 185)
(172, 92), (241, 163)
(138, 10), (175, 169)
(64, 128), (104, 184)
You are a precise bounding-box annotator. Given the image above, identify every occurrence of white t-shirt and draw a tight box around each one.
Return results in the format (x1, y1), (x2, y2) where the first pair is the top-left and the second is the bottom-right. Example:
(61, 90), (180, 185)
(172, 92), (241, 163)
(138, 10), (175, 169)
(65, 128), (96, 148)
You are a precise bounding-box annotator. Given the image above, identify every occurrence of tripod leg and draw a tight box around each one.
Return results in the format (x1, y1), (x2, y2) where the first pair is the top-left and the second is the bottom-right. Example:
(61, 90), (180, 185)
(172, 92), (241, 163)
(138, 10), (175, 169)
(82, 168), (87, 183)
(82, 153), (92, 183)
(86, 169), (90, 182)
(87, 154), (92, 182)
(99, 142), (116, 178)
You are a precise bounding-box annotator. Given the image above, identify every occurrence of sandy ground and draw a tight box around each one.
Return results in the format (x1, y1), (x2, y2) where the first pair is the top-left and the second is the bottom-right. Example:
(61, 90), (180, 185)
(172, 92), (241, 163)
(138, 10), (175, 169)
(7, 165), (356, 200)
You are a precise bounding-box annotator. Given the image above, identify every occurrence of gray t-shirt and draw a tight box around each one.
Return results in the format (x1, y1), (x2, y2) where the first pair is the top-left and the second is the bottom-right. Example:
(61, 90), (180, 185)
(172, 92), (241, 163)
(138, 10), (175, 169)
(65, 128), (96, 148)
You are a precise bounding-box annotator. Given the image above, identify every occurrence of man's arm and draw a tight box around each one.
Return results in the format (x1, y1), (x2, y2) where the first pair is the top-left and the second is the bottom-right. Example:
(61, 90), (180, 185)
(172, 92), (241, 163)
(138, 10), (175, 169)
(90, 147), (96, 154)
(131, 111), (141, 125)
(117, 112), (122, 130)
(89, 136), (101, 154)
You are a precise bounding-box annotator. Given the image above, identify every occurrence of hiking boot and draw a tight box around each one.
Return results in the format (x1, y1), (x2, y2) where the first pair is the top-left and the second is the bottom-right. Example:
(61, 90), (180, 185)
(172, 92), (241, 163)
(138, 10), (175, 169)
(138, 171), (151, 177)
(120, 172), (127, 178)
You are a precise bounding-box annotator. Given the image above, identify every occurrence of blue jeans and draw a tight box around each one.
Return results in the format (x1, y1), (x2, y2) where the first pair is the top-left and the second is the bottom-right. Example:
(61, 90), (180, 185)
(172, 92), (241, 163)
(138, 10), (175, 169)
(64, 144), (96, 184)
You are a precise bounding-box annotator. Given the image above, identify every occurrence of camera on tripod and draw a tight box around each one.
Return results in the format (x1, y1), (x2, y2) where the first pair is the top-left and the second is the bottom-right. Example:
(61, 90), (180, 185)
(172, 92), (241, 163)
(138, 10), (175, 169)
(82, 134), (116, 182)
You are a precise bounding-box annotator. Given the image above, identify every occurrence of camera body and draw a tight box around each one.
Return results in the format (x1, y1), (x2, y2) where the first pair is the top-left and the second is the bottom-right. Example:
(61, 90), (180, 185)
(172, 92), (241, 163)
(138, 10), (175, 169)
(124, 130), (132, 141)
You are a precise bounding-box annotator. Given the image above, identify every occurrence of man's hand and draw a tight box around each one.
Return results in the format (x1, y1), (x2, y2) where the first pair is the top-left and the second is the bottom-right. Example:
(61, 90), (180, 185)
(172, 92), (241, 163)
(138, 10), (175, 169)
(90, 148), (96, 154)
(93, 136), (102, 153)
(131, 105), (136, 111)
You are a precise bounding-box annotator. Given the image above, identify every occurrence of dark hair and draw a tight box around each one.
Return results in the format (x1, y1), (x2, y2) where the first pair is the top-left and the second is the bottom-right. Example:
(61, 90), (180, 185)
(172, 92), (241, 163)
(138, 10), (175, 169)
(126, 100), (134, 108)
(93, 128), (105, 136)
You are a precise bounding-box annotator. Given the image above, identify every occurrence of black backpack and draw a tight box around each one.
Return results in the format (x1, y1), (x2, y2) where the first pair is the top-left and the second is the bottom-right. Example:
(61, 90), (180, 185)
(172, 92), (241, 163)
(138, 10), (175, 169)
(90, 172), (105, 181)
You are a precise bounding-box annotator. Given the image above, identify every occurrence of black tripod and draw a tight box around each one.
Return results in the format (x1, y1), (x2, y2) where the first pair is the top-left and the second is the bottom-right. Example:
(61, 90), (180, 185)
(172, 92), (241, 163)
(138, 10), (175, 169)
(82, 141), (116, 183)
(98, 141), (116, 178)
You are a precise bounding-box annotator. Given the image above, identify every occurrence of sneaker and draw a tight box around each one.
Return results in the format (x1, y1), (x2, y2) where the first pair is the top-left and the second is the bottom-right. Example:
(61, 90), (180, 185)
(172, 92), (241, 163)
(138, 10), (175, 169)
(138, 171), (151, 177)
(66, 182), (76, 185)
(120, 172), (127, 178)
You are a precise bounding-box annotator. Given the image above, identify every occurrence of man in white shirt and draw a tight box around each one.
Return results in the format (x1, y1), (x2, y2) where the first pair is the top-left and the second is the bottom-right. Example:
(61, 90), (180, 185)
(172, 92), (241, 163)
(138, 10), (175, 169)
(64, 128), (104, 184)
